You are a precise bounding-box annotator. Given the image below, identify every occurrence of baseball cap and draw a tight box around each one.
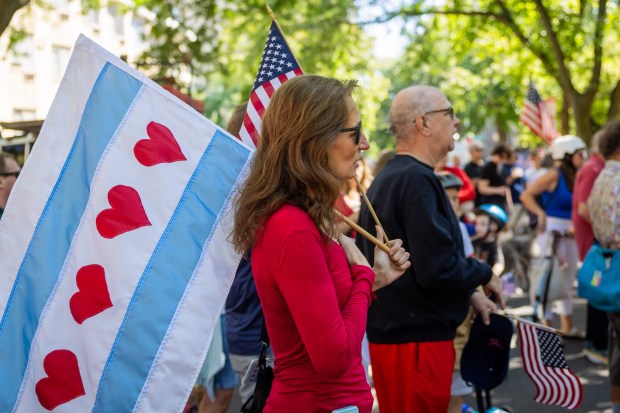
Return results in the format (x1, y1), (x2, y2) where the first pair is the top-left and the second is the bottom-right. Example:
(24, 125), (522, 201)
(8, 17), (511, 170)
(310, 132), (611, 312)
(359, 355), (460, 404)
(460, 313), (513, 390)
(436, 172), (463, 190)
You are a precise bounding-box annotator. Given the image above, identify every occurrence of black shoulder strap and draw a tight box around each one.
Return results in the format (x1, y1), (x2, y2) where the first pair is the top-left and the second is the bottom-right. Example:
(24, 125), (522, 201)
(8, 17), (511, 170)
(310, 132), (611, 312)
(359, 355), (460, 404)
(259, 316), (269, 347)
(257, 314), (270, 369)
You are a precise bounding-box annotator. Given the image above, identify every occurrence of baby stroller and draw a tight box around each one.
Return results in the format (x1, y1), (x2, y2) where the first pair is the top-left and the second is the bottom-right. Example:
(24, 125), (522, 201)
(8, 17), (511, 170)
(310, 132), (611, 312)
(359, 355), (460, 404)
(460, 314), (513, 413)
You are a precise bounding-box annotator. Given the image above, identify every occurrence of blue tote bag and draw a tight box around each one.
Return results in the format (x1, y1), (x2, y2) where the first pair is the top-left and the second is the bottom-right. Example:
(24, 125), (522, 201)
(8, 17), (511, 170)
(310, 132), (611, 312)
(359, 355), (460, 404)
(578, 244), (620, 313)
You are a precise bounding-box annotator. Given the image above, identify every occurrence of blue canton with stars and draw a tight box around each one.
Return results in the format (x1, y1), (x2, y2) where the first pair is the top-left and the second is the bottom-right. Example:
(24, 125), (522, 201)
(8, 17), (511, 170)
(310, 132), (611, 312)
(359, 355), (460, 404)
(537, 329), (569, 369)
(252, 21), (301, 92)
(526, 82), (543, 105)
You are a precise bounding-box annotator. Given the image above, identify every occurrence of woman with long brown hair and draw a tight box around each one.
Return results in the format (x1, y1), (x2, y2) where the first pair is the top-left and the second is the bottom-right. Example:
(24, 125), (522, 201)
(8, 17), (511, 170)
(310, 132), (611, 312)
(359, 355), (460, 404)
(232, 75), (410, 413)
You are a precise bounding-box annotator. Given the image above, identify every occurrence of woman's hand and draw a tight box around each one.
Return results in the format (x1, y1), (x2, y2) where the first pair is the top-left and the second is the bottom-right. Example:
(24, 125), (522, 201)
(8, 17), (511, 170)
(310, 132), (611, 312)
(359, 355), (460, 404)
(372, 226), (411, 292)
(338, 233), (370, 268)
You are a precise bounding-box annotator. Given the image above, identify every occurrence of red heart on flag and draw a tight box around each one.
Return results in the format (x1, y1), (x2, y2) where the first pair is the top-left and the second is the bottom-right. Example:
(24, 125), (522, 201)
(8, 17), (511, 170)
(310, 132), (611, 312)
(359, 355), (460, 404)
(96, 185), (152, 239)
(69, 264), (113, 324)
(134, 121), (187, 166)
(35, 350), (85, 411)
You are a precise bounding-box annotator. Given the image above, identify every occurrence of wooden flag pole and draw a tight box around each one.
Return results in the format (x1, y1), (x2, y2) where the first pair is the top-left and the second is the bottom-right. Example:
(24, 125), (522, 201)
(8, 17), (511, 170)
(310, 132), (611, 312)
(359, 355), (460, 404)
(498, 312), (561, 335)
(265, 4), (277, 22)
(334, 210), (390, 253)
(265, 4), (303, 69)
(355, 177), (391, 247)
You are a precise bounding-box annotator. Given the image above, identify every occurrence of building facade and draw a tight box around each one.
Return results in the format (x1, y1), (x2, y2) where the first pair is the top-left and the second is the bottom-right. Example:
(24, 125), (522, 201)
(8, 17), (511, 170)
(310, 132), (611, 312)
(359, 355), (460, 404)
(1, 0), (151, 118)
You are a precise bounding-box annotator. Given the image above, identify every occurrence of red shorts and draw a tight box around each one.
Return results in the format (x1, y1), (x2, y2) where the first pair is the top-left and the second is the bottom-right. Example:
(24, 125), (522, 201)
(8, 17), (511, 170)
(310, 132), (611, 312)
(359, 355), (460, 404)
(369, 340), (455, 413)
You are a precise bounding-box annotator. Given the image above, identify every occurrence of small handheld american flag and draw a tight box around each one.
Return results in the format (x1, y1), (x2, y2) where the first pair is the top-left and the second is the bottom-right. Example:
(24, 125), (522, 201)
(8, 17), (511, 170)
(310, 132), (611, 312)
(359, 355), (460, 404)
(238, 20), (304, 147)
(519, 81), (557, 145)
(517, 321), (582, 409)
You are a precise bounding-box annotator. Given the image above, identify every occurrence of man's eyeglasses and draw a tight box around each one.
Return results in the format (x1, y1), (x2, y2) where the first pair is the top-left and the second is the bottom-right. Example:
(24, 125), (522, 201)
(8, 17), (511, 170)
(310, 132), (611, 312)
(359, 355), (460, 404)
(0, 171), (20, 178)
(412, 107), (455, 124)
(340, 121), (362, 145)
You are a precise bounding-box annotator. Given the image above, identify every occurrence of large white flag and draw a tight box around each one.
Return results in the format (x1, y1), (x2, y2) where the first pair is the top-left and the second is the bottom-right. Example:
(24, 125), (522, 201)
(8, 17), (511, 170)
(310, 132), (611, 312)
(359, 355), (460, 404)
(0, 35), (252, 412)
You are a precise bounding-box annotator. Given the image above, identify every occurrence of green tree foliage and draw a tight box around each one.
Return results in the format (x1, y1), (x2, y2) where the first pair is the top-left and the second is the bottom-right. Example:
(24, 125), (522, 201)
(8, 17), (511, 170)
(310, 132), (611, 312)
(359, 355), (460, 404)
(126, 0), (388, 154)
(376, 0), (620, 143)
(375, 11), (543, 147)
(11, 1), (619, 152)
(2, 0), (390, 156)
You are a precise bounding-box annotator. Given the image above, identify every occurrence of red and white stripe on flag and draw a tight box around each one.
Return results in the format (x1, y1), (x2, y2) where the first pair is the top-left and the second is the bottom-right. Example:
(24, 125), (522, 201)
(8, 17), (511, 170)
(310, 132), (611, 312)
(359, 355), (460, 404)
(520, 103), (543, 137)
(520, 81), (557, 145)
(238, 20), (303, 148)
(517, 321), (582, 410)
(540, 98), (558, 143)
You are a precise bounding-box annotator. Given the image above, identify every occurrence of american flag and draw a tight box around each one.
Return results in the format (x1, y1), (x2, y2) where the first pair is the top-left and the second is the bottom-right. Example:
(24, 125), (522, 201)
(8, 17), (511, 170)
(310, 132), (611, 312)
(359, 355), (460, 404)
(238, 21), (303, 147)
(517, 321), (582, 409)
(520, 81), (557, 145)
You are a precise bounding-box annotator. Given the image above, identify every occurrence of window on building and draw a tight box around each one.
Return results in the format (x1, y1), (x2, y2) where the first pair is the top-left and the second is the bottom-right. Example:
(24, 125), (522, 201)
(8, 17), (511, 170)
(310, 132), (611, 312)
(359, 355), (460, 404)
(88, 9), (100, 25)
(21, 73), (36, 102)
(13, 109), (37, 121)
(132, 16), (145, 35)
(47, 0), (70, 9)
(11, 35), (34, 73)
(108, 5), (125, 36)
(52, 45), (71, 79)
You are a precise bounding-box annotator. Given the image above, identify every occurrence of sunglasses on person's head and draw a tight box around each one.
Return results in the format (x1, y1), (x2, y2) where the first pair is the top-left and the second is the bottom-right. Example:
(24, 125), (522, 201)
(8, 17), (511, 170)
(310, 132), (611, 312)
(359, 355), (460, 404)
(0, 171), (19, 178)
(340, 121), (362, 145)
(412, 107), (455, 124)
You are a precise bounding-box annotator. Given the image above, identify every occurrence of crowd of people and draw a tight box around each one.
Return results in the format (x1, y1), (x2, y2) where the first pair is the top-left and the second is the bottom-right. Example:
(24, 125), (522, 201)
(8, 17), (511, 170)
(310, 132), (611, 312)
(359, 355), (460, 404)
(2, 74), (620, 413)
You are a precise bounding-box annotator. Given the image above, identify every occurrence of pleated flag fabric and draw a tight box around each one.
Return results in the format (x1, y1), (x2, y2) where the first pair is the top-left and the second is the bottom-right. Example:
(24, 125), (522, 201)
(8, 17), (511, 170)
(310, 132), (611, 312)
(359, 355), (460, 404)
(0, 35), (252, 413)
(517, 321), (582, 409)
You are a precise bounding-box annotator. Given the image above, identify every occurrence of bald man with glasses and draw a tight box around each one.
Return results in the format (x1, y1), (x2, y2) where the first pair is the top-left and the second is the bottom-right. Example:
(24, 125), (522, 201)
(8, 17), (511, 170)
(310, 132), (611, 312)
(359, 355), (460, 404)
(0, 153), (21, 220)
(356, 86), (504, 413)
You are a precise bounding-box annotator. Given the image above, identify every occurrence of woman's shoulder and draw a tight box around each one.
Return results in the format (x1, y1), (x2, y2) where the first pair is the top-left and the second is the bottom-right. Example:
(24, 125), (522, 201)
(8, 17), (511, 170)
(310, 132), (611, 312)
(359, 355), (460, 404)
(537, 168), (560, 190)
(264, 204), (319, 236)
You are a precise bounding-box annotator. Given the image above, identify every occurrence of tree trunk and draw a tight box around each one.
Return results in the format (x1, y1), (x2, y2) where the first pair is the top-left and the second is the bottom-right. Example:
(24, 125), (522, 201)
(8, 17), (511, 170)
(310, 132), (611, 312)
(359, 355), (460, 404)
(570, 93), (594, 143)
(495, 117), (507, 144)
(0, 0), (29, 38)
(609, 80), (620, 121)
(561, 91), (570, 135)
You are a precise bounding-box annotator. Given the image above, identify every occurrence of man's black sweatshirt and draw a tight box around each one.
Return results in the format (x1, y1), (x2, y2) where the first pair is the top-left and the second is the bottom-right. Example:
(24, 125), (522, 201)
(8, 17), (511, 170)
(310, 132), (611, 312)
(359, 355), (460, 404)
(356, 155), (492, 343)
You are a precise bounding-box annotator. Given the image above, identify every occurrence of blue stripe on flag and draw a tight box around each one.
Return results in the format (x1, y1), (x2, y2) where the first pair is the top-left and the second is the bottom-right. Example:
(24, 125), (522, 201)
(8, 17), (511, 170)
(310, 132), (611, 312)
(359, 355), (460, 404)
(92, 130), (249, 413)
(0, 63), (142, 411)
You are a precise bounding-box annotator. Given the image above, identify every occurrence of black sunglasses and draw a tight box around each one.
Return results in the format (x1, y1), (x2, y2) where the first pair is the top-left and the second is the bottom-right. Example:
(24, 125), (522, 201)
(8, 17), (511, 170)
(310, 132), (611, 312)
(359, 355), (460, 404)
(412, 107), (455, 124)
(339, 121), (362, 145)
(0, 171), (20, 178)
